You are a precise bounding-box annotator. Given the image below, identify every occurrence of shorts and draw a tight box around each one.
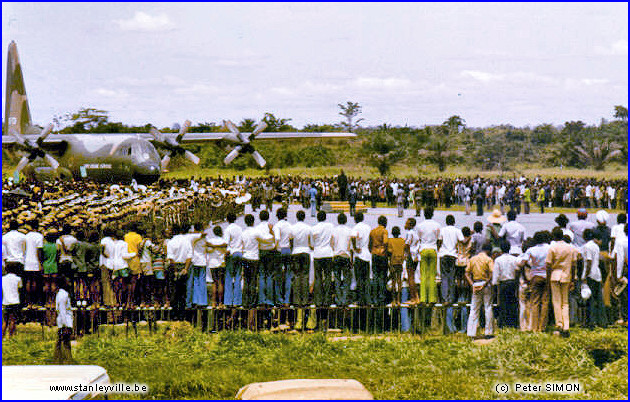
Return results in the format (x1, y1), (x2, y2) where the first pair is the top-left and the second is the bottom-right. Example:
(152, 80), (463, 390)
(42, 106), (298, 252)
(3, 304), (20, 320)
(154, 270), (165, 280)
(113, 268), (130, 279)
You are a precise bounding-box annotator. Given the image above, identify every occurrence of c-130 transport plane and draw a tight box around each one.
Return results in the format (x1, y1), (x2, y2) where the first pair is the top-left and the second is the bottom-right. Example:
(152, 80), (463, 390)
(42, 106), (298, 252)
(2, 41), (354, 183)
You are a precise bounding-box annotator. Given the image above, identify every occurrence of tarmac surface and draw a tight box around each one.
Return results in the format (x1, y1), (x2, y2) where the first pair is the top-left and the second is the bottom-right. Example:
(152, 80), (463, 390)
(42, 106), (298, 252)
(223, 203), (619, 238)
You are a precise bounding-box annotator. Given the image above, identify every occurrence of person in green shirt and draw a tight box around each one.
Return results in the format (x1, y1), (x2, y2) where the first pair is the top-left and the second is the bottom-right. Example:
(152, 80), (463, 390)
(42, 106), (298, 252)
(523, 186), (532, 214)
(42, 231), (59, 307)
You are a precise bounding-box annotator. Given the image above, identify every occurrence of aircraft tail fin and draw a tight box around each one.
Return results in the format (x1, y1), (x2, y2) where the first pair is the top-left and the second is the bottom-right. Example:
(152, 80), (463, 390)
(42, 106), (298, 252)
(4, 41), (33, 136)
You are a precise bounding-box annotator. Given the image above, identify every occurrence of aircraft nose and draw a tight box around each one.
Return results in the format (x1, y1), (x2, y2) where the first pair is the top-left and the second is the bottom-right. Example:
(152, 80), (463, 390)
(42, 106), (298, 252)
(133, 163), (161, 183)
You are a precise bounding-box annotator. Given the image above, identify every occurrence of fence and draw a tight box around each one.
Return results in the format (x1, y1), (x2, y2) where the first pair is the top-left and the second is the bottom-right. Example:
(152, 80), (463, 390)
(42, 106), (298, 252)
(19, 303), (484, 338)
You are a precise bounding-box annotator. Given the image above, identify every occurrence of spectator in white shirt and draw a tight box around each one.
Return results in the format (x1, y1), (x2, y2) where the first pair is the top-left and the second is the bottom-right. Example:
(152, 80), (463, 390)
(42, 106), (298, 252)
(497, 210), (526, 255)
(416, 206), (441, 303)
(256, 210), (277, 306)
(2, 220), (26, 276)
(583, 229), (605, 328)
(241, 214), (273, 311)
(99, 227), (116, 307)
(290, 210), (312, 320)
(167, 224), (193, 316)
(206, 226), (228, 308)
(188, 222), (210, 308)
(223, 212), (244, 307)
(332, 213), (353, 306)
(492, 241), (520, 328)
(352, 212), (372, 306)
(54, 276), (73, 363)
(312, 210), (335, 307)
(610, 224), (627, 324)
(23, 219), (44, 307)
(439, 214), (464, 333)
(274, 208), (293, 306)
(2, 264), (22, 338)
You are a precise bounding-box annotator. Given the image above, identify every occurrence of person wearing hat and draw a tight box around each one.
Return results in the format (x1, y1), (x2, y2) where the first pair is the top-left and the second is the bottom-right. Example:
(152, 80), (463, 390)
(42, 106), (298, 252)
(486, 209), (506, 255)
(546, 227), (578, 337)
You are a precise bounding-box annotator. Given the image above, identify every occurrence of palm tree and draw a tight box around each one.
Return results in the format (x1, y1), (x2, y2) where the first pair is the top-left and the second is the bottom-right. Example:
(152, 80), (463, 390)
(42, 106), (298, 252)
(573, 139), (622, 170)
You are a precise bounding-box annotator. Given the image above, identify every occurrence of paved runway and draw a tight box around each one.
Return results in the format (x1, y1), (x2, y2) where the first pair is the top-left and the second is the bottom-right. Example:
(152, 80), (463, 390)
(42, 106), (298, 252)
(222, 204), (619, 238)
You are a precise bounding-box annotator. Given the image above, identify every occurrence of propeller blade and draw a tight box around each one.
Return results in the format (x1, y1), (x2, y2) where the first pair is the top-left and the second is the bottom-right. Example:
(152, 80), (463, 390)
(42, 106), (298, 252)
(251, 121), (267, 137)
(44, 153), (60, 170)
(10, 129), (26, 146)
(15, 156), (30, 174)
(184, 150), (200, 165)
(224, 120), (240, 136)
(251, 151), (267, 168)
(161, 155), (171, 171)
(176, 120), (192, 143)
(150, 127), (164, 142)
(38, 123), (54, 142)
(223, 146), (242, 165)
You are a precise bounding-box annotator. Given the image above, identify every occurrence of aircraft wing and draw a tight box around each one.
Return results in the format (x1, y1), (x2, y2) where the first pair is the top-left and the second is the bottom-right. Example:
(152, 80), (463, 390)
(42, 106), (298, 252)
(179, 132), (355, 143)
(2, 132), (355, 145)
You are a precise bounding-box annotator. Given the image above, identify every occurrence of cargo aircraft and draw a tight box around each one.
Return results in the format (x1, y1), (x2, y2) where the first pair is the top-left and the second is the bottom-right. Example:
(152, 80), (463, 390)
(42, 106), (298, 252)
(2, 42), (354, 183)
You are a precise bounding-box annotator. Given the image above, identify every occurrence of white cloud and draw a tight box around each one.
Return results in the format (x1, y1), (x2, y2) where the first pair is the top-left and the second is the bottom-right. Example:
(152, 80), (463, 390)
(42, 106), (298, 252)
(116, 12), (175, 32)
(353, 77), (411, 90)
(93, 88), (128, 99)
(580, 78), (609, 86)
(460, 70), (503, 82)
(596, 39), (628, 56)
(174, 83), (220, 96)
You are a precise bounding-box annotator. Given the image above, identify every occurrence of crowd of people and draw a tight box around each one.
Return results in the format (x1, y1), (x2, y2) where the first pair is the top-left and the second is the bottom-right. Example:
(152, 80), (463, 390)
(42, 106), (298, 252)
(2, 173), (628, 338)
(242, 172), (628, 216)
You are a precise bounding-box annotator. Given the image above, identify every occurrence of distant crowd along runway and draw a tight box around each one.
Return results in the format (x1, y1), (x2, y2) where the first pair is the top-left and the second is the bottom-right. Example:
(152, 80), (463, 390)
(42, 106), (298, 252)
(2, 41), (354, 184)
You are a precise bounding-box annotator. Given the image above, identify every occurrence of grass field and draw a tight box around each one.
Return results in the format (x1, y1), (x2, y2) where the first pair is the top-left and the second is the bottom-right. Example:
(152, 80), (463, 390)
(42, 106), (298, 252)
(2, 323), (627, 399)
(163, 164), (629, 181)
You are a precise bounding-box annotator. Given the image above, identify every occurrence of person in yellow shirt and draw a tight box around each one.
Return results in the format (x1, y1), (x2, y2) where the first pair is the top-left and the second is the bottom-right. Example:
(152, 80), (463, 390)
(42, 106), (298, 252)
(387, 226), (406, 306)
(124, 223), (143, 308)
(523, 186), (532, 214)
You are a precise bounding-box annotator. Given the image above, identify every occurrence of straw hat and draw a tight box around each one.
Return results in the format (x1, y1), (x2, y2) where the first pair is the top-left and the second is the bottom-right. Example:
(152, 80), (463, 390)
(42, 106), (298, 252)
(487, 208), (506, 224)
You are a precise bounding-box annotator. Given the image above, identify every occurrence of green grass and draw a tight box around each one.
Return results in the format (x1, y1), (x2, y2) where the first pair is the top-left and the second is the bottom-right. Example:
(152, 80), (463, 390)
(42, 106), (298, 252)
(3, 323), (627, 399)
(163, 164), (628, 181)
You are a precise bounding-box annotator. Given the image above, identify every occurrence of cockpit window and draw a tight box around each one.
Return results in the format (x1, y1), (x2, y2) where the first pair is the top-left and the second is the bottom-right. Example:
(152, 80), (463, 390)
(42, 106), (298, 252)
(132, 140), (160, 162)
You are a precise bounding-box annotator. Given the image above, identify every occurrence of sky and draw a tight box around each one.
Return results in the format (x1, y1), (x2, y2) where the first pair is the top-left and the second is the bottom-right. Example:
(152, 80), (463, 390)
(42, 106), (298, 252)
(2, 2), (628, 130)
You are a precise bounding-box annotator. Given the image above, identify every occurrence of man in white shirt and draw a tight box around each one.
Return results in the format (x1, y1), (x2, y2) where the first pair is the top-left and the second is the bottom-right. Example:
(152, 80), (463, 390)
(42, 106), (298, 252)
(439, 214), (464, 333)
(2, 220), (26, 276)
(290, 210), (312, 329)
(167, 224), (193, 317)
(241, 214), (274, 310)
(2, 264), (22, 338)
(256, 210), (277, 306)
(492, 242), (520, 328)
(332, 213), (353, 306)
(497, 210), (526, 255)
(54, 276), (73, 362)
(274, 208), (293, 306)
(312, 210), (334, 307)
(583, 229), (605, 328)
(23, 220), (44, 307)
(352, 212), (372, 306)
(416, 206), (441, 303)
(610, 224), (627, 324)
(223, 212), (243, 307)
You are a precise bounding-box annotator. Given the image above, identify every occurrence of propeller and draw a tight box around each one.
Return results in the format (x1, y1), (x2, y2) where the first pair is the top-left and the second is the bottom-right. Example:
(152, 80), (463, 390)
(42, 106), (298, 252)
(149, 120), (200, 171)
(221, 120), (268, 167)
(12, 123), (60, 176)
